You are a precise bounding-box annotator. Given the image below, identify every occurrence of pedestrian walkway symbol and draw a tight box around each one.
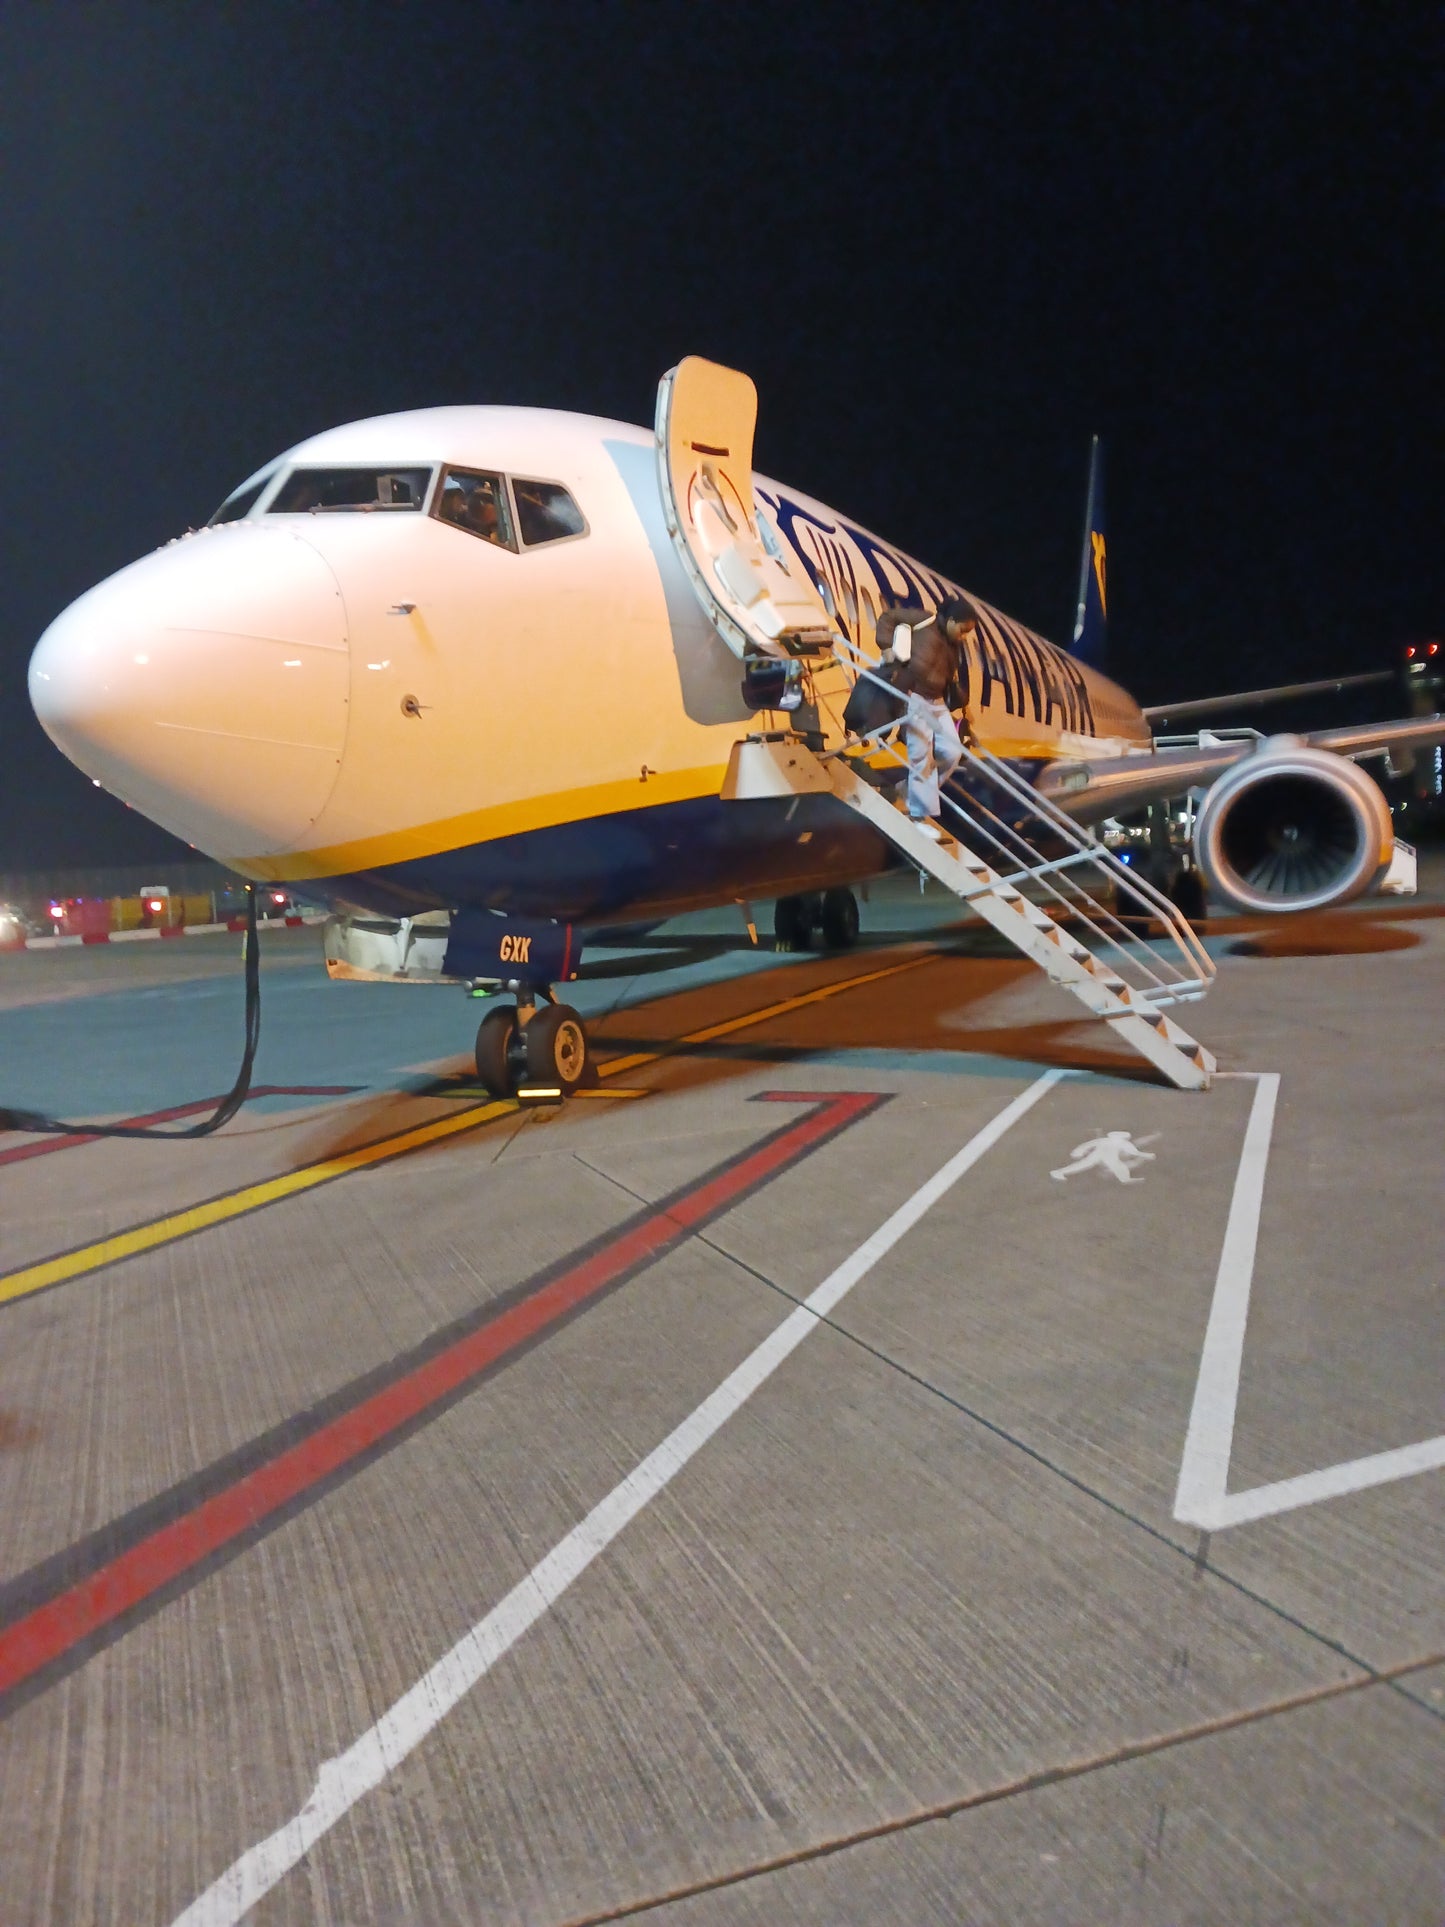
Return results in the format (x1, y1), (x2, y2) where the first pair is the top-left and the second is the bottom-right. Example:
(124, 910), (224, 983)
(1051, 1130), (1158, 1183)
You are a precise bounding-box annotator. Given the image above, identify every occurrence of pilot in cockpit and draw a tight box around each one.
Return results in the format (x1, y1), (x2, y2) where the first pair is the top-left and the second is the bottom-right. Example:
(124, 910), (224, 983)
(466, 484), (502, 543)
(439, 473), (507, 546)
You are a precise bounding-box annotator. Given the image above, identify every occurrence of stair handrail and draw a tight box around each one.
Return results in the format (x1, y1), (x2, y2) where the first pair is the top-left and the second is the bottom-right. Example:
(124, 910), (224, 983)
(824, 636), (1214, 1003)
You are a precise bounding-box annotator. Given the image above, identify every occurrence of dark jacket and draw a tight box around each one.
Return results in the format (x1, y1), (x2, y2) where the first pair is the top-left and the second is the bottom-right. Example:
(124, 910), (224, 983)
(892, 613), (962, 703)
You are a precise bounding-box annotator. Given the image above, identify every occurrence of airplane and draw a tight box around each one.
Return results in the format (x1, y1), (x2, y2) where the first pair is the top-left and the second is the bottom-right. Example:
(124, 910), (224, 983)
(27, 356), (1444, 1100)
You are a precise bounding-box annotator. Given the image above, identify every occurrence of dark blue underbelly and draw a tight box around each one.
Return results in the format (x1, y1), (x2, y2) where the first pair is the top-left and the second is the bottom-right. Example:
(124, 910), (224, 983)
(298, 790), (902, 923)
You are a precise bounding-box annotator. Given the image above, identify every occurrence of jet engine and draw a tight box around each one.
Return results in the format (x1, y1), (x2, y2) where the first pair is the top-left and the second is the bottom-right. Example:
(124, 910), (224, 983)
(1192, 739), (1393, 914)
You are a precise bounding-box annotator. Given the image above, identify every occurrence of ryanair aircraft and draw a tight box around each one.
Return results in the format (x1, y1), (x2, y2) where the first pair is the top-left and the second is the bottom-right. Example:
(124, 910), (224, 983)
(29, 357), (1442, 1096)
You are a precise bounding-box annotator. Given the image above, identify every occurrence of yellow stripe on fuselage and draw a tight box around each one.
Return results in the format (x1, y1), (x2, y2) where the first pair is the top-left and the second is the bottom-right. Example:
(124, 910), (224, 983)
(232, 761), (732, 884)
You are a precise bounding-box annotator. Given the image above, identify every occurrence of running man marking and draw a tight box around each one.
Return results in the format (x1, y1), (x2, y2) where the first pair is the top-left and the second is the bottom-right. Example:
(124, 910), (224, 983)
(1051, 1130), (1159, 1183)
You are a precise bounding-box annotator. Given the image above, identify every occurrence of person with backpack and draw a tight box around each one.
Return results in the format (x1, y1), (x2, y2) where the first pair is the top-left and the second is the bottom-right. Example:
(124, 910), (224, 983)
(893, 595), (978, 836)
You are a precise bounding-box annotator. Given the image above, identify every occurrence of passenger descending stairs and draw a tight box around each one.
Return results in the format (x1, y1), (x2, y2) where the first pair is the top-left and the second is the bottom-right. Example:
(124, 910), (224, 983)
(723, 735), (1216, 1090)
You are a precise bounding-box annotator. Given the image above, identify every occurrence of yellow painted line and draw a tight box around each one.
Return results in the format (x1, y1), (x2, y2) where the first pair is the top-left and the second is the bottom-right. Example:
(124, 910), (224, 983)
(0, 1099), (516, 1308)
(0, 949), (934, 1311)
(597, 951), (932, 1079)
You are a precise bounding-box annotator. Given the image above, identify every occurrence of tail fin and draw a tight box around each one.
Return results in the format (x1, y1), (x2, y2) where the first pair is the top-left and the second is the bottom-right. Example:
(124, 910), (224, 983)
(1071, 434), (1107, 669)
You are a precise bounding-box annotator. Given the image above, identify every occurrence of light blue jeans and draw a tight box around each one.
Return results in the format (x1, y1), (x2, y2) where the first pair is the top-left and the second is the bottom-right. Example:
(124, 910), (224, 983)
(905, 693), (963, 819)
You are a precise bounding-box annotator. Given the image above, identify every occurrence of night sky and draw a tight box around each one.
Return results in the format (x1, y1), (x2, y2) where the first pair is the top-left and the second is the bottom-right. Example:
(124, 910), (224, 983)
(0, 3), (1438, 868)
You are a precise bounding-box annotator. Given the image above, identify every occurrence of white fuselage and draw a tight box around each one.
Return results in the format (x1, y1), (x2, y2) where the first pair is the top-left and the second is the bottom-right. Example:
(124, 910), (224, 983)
(29, 406), (1149, 922)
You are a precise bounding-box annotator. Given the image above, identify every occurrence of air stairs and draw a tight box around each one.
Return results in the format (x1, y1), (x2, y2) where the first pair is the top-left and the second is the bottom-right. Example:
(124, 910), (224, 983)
(724, 664), (1216, 1090)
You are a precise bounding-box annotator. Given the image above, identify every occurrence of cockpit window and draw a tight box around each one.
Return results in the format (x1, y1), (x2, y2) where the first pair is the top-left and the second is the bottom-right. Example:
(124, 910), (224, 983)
(513, 479), (586, 547)
(432, 469), (516, 550)
(268, 467), (434, 513)
(209, 463), (280, 525)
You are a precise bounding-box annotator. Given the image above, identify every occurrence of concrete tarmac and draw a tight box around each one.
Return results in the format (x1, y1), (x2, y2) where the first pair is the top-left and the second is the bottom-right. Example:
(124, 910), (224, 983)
(0, 868), (1441, 1925)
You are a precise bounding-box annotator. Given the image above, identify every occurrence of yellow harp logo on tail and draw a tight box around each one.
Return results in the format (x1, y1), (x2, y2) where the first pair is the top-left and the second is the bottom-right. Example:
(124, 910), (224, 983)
(1090, 530), (1108, 616)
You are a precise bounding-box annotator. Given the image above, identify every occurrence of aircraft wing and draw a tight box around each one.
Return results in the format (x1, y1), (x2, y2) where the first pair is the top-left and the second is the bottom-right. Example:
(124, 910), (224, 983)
(1141, 670), (1391, 723)
(1038, 711), (1445, 824)
(1297, 714), (1445, 758)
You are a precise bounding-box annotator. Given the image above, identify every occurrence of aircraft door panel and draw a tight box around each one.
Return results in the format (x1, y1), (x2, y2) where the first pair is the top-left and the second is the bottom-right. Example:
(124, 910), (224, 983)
(655, 356), (836, 661)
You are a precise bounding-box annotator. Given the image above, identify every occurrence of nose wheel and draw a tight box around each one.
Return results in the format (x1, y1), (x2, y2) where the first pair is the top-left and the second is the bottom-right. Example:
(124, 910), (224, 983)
(474, 1004), (522, 1097)
(474, 997), (589, 1100)
(524, 1003), (588, 1094)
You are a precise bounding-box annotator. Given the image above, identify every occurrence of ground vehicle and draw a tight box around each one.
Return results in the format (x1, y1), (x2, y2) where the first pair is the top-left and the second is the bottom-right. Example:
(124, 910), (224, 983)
(0, 903), (32, 946)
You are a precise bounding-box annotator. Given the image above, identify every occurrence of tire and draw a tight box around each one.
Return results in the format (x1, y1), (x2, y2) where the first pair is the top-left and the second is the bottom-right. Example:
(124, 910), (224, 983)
(820, 887), (860, 950)
(773, 895), (811, 951)
(474, 1006), (519, 1096)
(524, 1002), (589, 1096)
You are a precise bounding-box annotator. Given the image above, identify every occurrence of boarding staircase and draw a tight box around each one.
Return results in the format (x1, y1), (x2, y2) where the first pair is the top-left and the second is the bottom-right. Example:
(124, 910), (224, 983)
(653, 353), (1215, 1089)
(726, 647), (1217, 1090)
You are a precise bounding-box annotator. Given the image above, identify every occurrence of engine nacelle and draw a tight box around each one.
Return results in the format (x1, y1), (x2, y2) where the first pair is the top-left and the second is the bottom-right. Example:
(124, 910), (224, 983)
(1192, 740), (1393, 915)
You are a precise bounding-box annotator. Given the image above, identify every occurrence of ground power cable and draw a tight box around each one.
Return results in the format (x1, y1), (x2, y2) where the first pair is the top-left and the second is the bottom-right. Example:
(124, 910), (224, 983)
(570, 1150), (1443, 1728)
(0, 884), (261, 1140)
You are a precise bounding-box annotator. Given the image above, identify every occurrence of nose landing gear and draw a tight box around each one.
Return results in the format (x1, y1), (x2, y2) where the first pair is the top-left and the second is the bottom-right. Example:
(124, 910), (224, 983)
(773, 887), (861, 952)
(474, 989), (590, 1100)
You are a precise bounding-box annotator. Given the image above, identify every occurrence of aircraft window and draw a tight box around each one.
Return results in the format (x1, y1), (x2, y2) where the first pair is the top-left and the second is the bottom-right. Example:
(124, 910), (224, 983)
(513, 479), (587, 547)
(433, 469), (516, 550)
(268, 467), (434, 513)
(860, 586), (879, 641)
(755, 504), (786, 563)
(209, 465), (279, 524)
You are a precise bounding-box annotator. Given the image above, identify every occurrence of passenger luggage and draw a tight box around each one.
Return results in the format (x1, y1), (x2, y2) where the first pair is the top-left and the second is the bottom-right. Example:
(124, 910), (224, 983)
(843, 658), (906, 737)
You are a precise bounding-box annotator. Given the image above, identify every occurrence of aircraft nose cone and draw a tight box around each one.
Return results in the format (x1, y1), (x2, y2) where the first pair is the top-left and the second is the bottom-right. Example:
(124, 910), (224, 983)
(29, 526), (349, 856)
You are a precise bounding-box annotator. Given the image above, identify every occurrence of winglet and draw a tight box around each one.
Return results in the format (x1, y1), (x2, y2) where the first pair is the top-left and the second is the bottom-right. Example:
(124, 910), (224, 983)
(1071, 435), (1107, 669)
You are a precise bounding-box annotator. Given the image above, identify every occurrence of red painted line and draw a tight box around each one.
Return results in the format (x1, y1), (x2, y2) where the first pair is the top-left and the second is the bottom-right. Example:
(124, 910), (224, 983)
(0, 1086), (359, 1168)
(6, 916), (326, 948)
(0, 1091), (879, 1702)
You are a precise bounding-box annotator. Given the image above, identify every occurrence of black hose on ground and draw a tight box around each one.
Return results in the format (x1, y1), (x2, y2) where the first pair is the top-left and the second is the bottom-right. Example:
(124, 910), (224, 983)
(0, 884), (261, 1139)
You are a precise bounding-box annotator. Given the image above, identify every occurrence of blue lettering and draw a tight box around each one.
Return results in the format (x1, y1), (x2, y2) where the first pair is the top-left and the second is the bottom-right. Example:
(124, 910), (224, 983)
(839, 521), (935, 613)
(974, 610), (1017, 715)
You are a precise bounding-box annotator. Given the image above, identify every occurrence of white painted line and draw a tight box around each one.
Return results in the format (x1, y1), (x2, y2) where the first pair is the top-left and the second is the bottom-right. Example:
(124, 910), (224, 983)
(1174, 1072), (1280, 1524)
(1205, 1437), (1445, 1530)
(1175, 1071), (1445, 1531)
(171, 1067), (1067, 1925)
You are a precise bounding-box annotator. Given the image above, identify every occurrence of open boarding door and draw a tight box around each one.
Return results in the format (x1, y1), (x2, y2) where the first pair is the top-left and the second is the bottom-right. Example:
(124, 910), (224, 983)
(656, 356), (837, 661)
